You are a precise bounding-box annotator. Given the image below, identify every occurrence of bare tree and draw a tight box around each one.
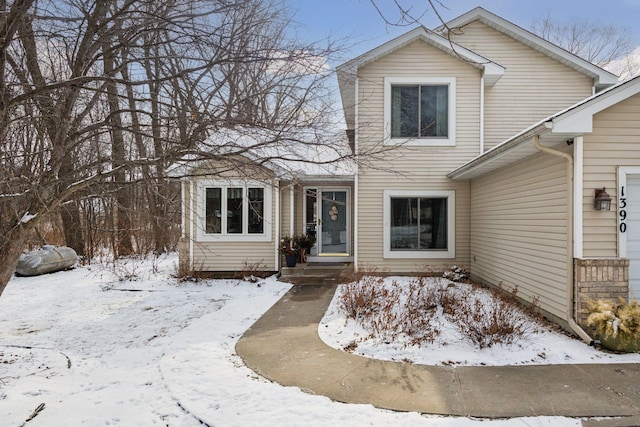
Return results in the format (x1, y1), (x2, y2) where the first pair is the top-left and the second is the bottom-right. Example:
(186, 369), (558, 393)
(532, 13), (635, 69)
(0, 0), (349, 297)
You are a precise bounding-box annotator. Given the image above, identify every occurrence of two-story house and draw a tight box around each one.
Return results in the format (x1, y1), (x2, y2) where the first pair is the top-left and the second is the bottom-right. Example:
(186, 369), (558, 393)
(174, 7), (640, 335)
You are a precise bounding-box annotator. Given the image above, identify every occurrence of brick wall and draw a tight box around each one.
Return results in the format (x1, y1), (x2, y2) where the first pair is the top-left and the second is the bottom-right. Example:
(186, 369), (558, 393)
(574, 258), (629, 326)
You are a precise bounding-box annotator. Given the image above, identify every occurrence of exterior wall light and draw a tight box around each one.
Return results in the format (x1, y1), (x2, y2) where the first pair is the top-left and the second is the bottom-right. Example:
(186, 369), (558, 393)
(594, 187), (612, 211)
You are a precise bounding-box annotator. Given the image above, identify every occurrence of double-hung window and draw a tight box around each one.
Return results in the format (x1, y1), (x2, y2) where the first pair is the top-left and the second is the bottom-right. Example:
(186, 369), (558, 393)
(384, 77), (456, 146)
(383, 190), (455, 259)
(199, 180), (271, 242)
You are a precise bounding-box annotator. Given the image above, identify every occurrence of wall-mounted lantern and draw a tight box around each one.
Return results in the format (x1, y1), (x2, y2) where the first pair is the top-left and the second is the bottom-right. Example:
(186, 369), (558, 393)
(594, 187), (612, 211)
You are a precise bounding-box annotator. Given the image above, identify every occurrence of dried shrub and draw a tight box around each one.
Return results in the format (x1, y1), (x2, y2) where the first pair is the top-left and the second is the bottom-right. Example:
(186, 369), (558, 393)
(234, 260), (270, 283)
(443, 265), (469, 282)
(339, 267), (387, 320)
(337, 271), (540, 350)
(339, 272), (450, 346)
(448, 288), (536, 348)
(174, 259), (207, 283)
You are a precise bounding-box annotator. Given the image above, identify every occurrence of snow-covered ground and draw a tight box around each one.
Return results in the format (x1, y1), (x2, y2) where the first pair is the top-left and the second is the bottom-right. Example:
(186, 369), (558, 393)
(0, 254), (626, 426)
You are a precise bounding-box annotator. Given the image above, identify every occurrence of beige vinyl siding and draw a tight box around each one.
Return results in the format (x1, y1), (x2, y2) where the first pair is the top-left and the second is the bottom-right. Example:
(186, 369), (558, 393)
(356, 40), (478, 272)
(583, 93), (640, 257)
(470, 152), (569, 320)
(192, 240), (275, 271)
(190, 174), (278, 272)
(450, 21), (593, 150)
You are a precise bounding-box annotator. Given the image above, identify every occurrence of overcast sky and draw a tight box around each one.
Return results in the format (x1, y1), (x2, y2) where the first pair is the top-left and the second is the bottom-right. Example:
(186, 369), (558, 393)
(290, 0), (640, 63)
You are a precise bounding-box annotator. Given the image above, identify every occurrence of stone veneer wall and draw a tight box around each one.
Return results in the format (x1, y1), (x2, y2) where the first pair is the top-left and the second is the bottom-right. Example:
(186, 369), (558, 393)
(574, 258), (629, 326)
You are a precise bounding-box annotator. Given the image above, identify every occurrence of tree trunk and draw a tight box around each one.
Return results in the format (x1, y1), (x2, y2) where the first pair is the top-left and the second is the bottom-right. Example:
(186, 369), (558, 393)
(103, 37), (133, 257)
(0, 223), (31, 298)
(60, 201), (85, 257)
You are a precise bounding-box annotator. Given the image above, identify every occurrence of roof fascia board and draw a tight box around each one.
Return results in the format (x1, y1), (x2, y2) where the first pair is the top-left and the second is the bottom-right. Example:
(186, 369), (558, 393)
(337, 27), (504, 85)
(439, 7), (618, 86)
(551, 77), (640, 133)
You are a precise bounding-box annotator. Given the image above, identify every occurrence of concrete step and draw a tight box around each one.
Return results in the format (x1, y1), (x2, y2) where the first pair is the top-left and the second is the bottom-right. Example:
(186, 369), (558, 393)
(279, 263), (353, 286)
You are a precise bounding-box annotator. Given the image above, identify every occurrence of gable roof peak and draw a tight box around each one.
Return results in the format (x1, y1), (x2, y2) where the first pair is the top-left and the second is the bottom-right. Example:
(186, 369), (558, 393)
(438, 7), (618, 89)
(336, 25), (505, 130)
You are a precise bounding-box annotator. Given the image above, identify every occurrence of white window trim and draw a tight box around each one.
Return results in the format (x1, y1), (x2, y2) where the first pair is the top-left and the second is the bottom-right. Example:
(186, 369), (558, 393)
(618, 167), (640, 258)
(383, 77), (456, 147)
(196, 179), (272, 243)
(383, 189), (455, 259)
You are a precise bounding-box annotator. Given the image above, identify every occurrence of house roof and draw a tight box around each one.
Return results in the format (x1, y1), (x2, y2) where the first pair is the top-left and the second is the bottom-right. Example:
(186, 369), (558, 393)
(166, 127), (355, 181)
(448, 75), (640, 180)
(438, 7), (619, 90)
(336, 26), (506, 131)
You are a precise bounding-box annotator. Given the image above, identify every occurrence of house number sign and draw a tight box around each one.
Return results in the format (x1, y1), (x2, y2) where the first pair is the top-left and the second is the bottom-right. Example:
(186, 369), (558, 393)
(620, 185), (627, 233)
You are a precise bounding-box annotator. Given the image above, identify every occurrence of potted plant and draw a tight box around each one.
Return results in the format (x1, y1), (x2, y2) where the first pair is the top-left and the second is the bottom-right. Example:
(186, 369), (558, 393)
(587, 298), (640, 352)
(293, 233), (316, 263)
(280, 236), (299, 267)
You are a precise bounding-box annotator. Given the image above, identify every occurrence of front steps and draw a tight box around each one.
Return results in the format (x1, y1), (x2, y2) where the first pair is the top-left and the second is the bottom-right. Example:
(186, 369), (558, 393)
(279, 262), (353, 286)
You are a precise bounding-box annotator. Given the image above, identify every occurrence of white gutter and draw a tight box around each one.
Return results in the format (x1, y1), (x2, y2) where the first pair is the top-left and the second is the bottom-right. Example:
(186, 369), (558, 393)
(480, 75), (485, 154)
(354, 77), (360, 271)
(533, 136), (593, 344)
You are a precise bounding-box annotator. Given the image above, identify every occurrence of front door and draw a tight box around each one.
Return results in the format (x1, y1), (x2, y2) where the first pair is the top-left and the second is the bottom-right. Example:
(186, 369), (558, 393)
(304, 187), (350, 256)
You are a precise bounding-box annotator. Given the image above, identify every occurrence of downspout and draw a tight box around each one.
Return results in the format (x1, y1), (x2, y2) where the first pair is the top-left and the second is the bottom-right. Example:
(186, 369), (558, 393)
(533, 135), (594, 344)
(479, 76), (485, 154)
(353, 77), (360, 271)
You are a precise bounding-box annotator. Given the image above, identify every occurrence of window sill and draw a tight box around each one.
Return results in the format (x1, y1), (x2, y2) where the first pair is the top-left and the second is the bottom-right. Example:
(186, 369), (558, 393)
(196, 234), (271, 243)
(384, 137), (455, 147)
(383, 249), (455, 259)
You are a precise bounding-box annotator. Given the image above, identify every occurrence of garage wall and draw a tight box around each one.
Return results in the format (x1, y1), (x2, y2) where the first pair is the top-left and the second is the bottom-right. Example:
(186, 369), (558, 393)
(470, 150), (570, 321)
(583, 93), (640, 257)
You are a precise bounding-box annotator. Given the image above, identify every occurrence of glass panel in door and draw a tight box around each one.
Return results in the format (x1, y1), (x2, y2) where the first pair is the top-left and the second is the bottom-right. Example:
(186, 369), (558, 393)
(321, 191), (347, 255)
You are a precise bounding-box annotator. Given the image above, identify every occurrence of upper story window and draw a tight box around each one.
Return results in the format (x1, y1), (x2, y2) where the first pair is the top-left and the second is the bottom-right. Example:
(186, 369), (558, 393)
(198, 180), (272, 242)
(384, 77), (456, 146)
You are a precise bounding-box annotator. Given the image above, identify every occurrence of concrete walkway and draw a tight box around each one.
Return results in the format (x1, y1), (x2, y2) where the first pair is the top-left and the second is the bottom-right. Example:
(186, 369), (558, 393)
(236, 285), (640, 423)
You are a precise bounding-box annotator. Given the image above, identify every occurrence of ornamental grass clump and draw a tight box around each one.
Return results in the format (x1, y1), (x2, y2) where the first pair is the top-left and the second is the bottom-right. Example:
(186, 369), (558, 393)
(587, 298), (640, 347)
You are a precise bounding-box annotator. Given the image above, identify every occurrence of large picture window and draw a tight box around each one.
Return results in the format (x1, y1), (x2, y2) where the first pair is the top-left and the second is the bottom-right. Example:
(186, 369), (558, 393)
(384, 77), (455, 146)
(198, 180), (271, 242)
(383, 190), (455, 259)
(390, 197), (447, 250)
